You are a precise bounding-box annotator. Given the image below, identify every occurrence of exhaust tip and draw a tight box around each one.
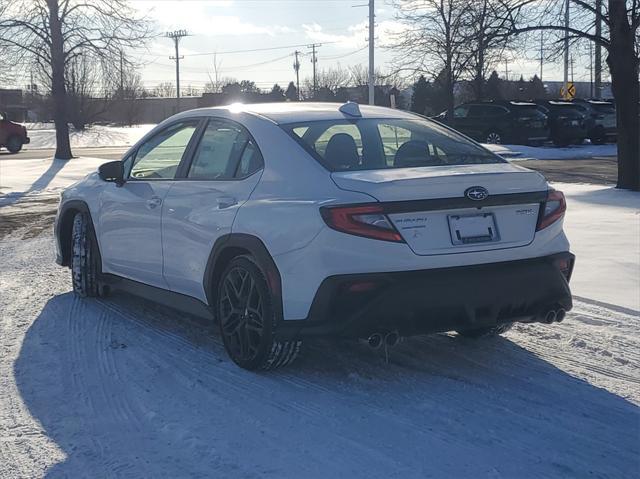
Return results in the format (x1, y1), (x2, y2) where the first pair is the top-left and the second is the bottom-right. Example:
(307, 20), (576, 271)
(385, 331), (400, 347)
(556, 308), (566, 322)
(544, 310), (557, 324)
(367, 333), (383, 349)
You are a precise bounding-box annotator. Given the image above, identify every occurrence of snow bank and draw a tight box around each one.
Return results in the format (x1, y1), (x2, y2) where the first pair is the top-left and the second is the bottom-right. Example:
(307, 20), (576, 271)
(556, 182), (640, 311)
(486, 143), (617, 160)
(24, 123), (154, 149)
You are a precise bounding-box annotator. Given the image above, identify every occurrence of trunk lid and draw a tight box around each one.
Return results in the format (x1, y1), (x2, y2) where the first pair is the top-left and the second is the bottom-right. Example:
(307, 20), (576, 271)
(331, 163), (548, 256)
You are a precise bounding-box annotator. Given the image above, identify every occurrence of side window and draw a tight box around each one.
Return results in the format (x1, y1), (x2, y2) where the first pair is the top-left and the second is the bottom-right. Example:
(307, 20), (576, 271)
(466, 105), (485, 118)
(130, 121), (198, 180)
(453, 106), (469, 118)
(235, 140), (264, 178)
(188, 120), (246, 180)
(485, 106), (507, 117)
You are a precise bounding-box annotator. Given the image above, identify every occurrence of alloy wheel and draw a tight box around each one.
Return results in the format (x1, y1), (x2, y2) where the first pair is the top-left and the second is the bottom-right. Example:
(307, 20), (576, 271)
(219, 266), (265, 362)
(486, 132), (502, 144)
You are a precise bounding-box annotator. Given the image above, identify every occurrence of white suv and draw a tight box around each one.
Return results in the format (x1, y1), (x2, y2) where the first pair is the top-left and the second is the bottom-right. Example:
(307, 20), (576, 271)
(55, 102), (574, 370)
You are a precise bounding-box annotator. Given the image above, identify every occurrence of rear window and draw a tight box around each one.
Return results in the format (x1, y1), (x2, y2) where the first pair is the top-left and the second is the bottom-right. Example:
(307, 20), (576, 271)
(282, 118), (503, 172)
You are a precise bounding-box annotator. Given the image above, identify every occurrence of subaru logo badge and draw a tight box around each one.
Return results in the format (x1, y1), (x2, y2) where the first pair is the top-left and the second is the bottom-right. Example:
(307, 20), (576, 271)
(465, 186), (489, 201)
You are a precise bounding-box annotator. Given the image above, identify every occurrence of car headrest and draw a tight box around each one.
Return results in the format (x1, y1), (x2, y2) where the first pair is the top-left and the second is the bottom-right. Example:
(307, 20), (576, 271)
(324, 133), (359, 170)
(394, 140), (437, 167)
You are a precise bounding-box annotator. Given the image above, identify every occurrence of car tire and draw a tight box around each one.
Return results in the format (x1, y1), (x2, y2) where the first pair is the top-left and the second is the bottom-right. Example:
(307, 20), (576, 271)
(552, 137), (570, 147)
(590, 127), (607, 145)
(217, 255), (301, 371)
(6, 136), (23, 154)
(484, 131), (502, 144)
(71, 212), (101, 297)
(456, 322), (513, 338)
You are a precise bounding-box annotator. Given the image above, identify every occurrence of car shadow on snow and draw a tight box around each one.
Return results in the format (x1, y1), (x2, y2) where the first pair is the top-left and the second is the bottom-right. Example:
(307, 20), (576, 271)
(15, 292), (640, 478)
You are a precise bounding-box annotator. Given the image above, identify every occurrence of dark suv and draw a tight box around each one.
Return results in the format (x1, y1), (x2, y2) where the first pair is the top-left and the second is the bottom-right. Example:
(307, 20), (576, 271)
(570, 99), (616, 144)
(534, 100), (588, 146)
(435, 101), (550, 145)
(0, 112), (30, 153)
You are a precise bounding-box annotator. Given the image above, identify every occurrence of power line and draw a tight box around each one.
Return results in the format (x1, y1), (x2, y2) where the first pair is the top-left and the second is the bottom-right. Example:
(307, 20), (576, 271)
(307, 43), (321, 96)
(184, 41), (337, 58)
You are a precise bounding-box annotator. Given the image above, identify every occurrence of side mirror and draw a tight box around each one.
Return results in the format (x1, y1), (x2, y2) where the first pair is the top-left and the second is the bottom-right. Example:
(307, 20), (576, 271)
(98, 160), (125, 185)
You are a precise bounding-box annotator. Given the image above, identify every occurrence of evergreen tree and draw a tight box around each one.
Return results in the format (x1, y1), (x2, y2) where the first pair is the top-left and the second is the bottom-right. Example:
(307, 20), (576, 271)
(410, 75), (429, 114)
(269, 84), (286, 101)
(485, 71), (502, 100)
(285, 81), (298, 101)
(527, 75), (547, 100)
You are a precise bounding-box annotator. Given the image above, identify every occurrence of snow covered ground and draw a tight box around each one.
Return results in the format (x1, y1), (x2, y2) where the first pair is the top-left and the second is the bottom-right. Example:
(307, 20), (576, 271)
(24, 123), (154, 150)
(1, 228), (638, 478)
(485, 143), (617, 160)
(1, 153), (638, 477)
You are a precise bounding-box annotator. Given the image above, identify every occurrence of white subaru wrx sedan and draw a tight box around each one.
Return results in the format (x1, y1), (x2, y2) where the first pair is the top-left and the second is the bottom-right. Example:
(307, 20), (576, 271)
(55, 102), (574, 370)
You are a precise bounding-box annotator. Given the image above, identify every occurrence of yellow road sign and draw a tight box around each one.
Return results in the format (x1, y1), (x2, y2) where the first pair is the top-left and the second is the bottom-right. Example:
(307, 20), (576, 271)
(561, 82), (576, 100)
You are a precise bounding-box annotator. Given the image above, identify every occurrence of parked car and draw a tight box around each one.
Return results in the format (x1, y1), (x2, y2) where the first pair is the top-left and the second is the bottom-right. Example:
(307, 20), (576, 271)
(0, 112), (30, 153)
(54, 102), (574, 370)
(434, 101), (550, 145)
(533, 100), (588, 146)
(559, 99), (617, 144)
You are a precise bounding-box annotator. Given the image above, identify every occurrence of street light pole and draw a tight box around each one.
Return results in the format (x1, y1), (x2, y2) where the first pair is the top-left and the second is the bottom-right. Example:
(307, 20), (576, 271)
(368, 0), (375, 105)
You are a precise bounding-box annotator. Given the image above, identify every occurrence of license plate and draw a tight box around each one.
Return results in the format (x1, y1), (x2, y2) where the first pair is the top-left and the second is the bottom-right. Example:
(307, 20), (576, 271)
(448, 213), (499, 245)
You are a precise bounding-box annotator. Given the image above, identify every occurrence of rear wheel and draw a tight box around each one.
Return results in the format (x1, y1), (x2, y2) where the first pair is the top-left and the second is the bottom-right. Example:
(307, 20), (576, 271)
(6, 136), (23, 154)
(485, 131), (502, 144)
(457, 322), (513, 338)
(71, 212), (101, 297)
(217, 256), (301, 370)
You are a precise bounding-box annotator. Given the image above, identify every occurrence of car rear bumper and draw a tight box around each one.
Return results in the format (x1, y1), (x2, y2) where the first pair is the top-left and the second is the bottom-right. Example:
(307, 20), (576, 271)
(276, 252), (574, 340)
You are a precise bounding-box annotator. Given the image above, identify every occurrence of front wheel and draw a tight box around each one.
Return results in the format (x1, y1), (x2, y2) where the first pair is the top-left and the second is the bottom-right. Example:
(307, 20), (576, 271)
(6, 136), (23, 154)
(457, 322), (513, 338)
(217, 256), (301, 370)
(71, 212), (101, 297)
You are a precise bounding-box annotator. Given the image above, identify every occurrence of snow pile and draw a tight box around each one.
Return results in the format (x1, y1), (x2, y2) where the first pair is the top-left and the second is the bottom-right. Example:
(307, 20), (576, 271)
(485, 143), (617, 160)
(557, 182), (640, 311)
(24, 123), (154, 150)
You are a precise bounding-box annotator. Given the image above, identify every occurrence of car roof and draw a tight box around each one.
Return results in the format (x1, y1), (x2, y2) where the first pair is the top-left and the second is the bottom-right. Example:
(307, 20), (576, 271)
(182, 102), (419, 124)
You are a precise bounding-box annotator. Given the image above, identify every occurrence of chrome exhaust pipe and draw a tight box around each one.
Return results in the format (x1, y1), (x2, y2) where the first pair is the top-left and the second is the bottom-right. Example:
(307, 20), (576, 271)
(385, 331), (400, 347)
(544, 310), (557, 324)
(556, 308), (566, 322)
(367, 333), (383, 349)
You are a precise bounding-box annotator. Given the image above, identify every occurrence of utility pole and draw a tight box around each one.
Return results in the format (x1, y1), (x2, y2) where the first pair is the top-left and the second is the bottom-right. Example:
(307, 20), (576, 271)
(563, 0), (570, 98)
(167, 29), (189, 111)
(119, 50), (124, 94)
(539, 31), (544, 81)
(293, 50), (301, 100)
(307, 43), (320, 98)
(570, 55), (575, 83)
(504, 59), (510, 81)
(594, 0), (602, 98)
(368, 0), (375, 105)
(589, 41), (594, 98)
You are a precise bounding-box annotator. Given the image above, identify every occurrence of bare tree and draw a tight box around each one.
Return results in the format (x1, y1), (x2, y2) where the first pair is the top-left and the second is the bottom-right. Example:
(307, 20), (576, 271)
(0, 0), (153, 159)
(502, 0), (639, 191)
(153, 82), (176, 98)
(391, 0), (470, 118)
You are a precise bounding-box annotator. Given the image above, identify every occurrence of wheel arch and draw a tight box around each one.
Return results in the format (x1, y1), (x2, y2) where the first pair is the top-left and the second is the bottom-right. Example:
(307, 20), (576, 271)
(57, 200), (97, 267)
(204, 233), (283, 322)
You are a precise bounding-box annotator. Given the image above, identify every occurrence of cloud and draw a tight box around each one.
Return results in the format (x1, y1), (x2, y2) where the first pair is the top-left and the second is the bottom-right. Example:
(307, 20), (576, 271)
(134, 1), (294, 37)
(302, 20), (405, 49)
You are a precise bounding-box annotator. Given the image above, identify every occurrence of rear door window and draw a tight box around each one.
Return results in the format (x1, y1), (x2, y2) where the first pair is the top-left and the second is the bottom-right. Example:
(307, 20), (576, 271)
(188, 120), (247, 180)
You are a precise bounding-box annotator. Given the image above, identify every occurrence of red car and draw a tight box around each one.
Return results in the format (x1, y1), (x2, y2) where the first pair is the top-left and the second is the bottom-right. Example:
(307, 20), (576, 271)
(0, 112), (30, 153)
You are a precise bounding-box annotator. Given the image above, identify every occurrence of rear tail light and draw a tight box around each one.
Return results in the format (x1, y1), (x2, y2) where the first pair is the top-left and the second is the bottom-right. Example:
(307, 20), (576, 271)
(320, 204), (404, 242)
(537, 190), (566, 230)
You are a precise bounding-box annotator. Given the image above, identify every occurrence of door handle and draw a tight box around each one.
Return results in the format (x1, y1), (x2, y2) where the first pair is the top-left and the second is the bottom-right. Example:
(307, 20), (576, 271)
(147, 196), (162, 209)
(217, 196), (238, 209)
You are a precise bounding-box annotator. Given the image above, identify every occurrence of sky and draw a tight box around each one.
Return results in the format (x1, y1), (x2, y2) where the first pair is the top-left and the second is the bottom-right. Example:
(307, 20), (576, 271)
(7, 0), (604, 94)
